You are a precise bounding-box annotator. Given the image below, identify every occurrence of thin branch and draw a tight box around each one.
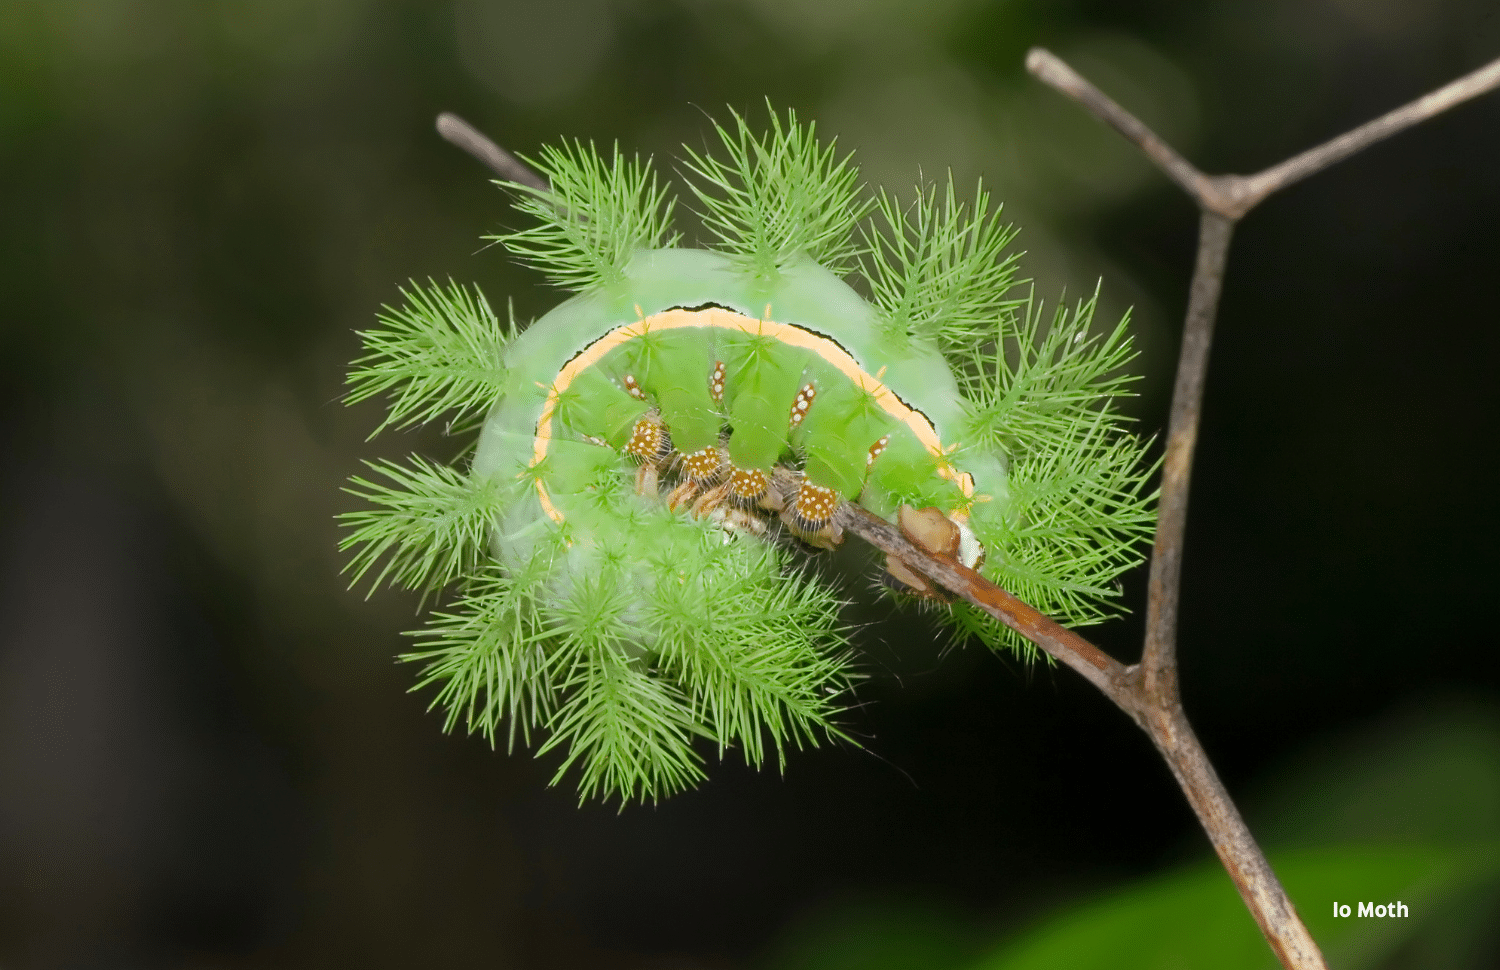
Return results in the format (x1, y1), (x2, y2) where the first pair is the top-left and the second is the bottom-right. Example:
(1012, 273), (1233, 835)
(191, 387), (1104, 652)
(1025, 45), (1500, 970)
(1242, 54), (1500, 207)
(1140, 211), (1233, 702)
(1144, 704), (1326, 970)
(1024, 48), (1216, 204)
(826, 486), (1322, 968)
(1026, 47), (1500, 219)
(436, 112), (549, 190)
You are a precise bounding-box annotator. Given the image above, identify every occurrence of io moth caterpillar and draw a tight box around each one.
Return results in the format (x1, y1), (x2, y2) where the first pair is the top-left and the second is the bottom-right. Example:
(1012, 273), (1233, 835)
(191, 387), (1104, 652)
(479, 247), (987, 569)
(342, 108), (1155, 803)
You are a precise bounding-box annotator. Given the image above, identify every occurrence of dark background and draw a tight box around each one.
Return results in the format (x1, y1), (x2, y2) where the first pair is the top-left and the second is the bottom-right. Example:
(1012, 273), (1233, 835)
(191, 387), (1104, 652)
(2, 0), (1498, 967)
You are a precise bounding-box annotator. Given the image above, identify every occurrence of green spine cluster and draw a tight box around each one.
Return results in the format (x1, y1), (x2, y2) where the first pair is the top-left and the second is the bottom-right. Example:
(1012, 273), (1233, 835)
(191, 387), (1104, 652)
(342, 106), (1156, 805)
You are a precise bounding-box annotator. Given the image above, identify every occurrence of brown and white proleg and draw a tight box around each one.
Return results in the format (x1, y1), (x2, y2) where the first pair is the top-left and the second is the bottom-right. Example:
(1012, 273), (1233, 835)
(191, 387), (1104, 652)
(708, 504), (769, 537)
(665, 480), (699, 511)
(625, 415), (671, 463)
(783, 478), (844, 549)
(679, 446), (725, 485)
(726, 466), (774, 507)
(665, 444), (724, 510)
(625, 415), (672, 495)
(689, 480), (733, 517)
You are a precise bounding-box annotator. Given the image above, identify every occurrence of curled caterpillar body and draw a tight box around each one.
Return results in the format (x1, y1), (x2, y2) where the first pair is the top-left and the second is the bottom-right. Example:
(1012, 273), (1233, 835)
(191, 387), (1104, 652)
(343, 110), (1155, 804)
(474, 249), (982, 564)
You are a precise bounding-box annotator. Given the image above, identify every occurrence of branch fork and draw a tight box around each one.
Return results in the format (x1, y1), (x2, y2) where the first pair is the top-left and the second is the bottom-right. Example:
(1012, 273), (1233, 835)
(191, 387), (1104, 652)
(436, 49), (1500, 967)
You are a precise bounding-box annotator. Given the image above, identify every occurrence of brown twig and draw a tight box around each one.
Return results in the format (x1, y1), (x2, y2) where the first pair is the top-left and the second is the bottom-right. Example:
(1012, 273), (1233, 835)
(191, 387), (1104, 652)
(436, 112), (548, 191)
(1141, 210), (1232, 705)
(828, 497), (1138, 710)
(1026, 45), (1500, 970)
(1025, 47), (1500, 220)
(436, 64), (1500, 964)
(1240, 55), (1500, 212)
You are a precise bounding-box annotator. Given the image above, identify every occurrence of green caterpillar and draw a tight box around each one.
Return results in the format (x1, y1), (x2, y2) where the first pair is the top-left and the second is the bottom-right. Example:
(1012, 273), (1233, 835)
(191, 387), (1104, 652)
(343, 108), (1155, 804)
(484, 247), (987, 561)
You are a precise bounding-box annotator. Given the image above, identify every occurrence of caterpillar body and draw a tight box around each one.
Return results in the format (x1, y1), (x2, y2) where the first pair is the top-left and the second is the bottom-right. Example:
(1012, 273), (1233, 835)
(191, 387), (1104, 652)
(478, 247), (994, 570)
(343, 109), (1155, 803)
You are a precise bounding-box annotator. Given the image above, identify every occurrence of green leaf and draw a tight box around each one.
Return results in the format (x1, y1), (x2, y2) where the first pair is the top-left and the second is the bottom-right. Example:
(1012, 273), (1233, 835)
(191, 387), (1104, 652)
(971, 844), (1500, 970)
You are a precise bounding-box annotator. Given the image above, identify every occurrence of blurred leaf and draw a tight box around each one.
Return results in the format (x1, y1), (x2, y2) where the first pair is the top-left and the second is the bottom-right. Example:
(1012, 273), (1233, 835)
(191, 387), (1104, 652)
(1244, 702), (1500, 849)
(970, 844), (1500, 970)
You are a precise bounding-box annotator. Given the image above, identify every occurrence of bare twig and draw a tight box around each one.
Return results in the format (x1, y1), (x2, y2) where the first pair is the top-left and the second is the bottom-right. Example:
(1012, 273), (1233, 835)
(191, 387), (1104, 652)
(1025, 47), (1500, 219)
(1242, 55), (1500, 209)
(436, 112), (548, 190)
(1024, 48), (1216, 205)
(1141, 210), (1232, 703)
(827, 489), (1325, 970)
(1026, 45), (1500, 970)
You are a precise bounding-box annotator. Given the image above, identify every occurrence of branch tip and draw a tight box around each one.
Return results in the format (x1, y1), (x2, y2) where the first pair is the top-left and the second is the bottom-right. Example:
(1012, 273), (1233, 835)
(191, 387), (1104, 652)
(435, 111), (548, 190)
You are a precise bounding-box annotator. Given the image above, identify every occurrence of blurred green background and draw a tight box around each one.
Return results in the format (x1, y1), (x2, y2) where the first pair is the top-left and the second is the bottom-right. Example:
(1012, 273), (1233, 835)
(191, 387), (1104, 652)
(2, 1), (1498, 967)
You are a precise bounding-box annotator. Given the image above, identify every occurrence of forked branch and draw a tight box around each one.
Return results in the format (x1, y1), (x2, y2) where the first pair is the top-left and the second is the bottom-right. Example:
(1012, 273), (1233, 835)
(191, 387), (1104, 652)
(1024, 44), (1500, 970)
(435, 52), (1500, 965)
(1024, 48), (1500, 220)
